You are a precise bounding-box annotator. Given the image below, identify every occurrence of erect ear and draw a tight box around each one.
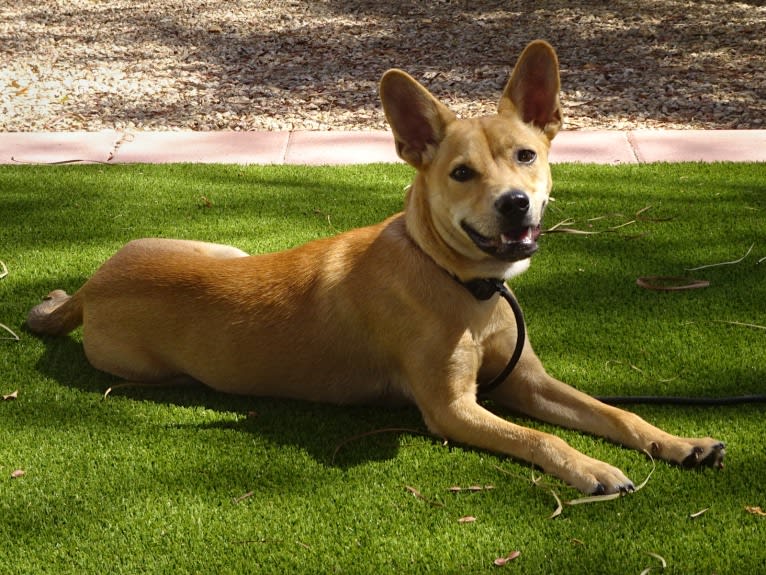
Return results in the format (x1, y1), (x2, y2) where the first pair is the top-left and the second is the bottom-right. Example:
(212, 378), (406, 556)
(498, 40), (562, 141)
(380, 69), (457, 168)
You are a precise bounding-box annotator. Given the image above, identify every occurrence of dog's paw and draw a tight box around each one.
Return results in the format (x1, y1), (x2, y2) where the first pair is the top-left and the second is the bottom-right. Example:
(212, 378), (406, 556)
(680, 440), (726, 469)
(567, 457), (635, 495)
(651, 437), (725, 469)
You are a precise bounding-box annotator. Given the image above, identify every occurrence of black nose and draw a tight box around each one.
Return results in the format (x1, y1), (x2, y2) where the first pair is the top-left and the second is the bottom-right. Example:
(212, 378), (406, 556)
(494, 190), (530, 219)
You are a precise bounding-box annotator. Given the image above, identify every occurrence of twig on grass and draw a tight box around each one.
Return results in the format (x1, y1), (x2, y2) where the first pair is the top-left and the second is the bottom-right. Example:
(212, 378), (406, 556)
(405, 485), (445, 508)
(312, 208), (338, 233)
(712, 320), (766, 331)
(548, 488), (565, 519)
(447, 484), (495, 493)
(606, 358), (679, 384)
(544, 206), (672, 237)
(635, 205), (674, 223)
(11, 157), (116, 165)
(0, 262), (19, 341)
(0, 323), (19, 341)
(492, 451), (656, 518)
(233, 491), (255, 504)
(543, 217), (604, 235)
(639, 551), (668, 575)
(685, 243), (754, 271)
(587, 213), (624, 222)
(565, 452), (656, 507)
(689, 507), (709, 519)
(608, 219), (636, 231)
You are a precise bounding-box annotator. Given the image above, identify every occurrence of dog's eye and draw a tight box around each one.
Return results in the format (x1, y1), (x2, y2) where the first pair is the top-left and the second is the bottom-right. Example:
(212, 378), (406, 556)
(450, 165), (476, 182)
(516, 149), (537, 165)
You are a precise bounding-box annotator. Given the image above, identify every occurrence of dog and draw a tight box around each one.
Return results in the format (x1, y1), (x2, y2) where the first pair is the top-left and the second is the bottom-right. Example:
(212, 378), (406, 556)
(27, 40), (724, 494)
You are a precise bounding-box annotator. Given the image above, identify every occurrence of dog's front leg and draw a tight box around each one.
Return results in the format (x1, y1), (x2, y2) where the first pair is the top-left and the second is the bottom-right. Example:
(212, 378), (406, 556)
(488, 349), (725, 470)
(406, 345), (635, 494)
(417, 390), (634, 495)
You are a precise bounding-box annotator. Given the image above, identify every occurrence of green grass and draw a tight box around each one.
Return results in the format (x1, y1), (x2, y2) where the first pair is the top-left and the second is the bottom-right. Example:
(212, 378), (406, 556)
(1, 162), (764, 574)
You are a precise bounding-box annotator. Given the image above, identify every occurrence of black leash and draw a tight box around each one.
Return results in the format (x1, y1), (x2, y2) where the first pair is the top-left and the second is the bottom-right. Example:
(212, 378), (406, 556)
(595, 395), (766, 406)
(457, 277), (766, 406)
(458, 277), (526, 395)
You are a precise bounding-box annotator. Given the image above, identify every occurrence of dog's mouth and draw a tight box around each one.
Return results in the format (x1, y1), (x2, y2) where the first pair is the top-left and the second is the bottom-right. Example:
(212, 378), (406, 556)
(460, 221), (541, 261)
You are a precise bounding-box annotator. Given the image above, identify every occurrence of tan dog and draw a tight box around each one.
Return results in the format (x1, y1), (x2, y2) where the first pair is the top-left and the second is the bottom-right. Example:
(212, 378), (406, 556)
(28, 41), (724, 494)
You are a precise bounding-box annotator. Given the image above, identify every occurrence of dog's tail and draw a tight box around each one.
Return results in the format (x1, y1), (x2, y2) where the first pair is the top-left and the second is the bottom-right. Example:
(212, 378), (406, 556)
(27, 289), (84, 336)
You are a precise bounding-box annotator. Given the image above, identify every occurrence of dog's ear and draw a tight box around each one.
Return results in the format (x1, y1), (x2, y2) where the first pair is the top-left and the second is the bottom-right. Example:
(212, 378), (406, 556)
(498, 40), (562, 141)
(380, 69), (457, 168)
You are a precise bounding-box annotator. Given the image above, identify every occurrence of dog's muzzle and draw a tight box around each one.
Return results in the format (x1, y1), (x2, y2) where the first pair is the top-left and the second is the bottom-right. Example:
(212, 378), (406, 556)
(460, 190), (542, 261)
(460, 221), (541, 261)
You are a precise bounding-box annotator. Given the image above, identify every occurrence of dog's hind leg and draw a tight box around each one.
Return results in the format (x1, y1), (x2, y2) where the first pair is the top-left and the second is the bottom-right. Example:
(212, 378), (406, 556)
(27, 290), (84, 336)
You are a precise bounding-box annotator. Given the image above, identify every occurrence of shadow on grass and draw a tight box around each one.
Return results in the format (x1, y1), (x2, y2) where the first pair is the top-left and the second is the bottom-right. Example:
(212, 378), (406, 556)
(30, 330), (427, 471)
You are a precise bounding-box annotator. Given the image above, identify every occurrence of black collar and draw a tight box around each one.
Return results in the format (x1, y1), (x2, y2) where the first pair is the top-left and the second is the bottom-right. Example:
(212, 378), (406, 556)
(459, 277), (507, 301)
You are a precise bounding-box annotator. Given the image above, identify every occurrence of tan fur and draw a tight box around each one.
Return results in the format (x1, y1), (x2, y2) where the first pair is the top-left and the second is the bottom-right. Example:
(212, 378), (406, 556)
(28, 41), (723, 494)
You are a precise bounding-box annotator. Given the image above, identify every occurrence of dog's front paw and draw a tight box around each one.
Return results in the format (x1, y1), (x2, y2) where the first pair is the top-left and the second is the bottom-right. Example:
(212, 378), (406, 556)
(652, 437), (725, 469)
(566, 456), (636, 495)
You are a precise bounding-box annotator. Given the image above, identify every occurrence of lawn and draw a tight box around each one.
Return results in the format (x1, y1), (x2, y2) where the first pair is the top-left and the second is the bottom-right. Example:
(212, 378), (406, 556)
(1, 162), (764, 574)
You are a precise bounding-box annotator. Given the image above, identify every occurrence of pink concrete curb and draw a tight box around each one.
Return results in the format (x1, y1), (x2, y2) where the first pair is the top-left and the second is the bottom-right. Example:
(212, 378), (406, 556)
(0, 132), (121, 164)
(283, 131), (399, 165)
(114, 131), (290, 164)
(1, 130), (764, 166)
(628, 130), (766, 163)
(548, 131), (637, 164)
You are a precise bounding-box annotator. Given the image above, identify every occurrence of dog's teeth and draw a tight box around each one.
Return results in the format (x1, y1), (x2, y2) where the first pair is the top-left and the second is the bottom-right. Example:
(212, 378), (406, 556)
(500, 228), (536, 245)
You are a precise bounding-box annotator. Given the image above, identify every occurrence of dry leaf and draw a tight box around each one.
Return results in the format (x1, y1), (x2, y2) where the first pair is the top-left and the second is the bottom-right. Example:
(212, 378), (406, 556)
(2, 390), (18, 400)
(746, 506), (766, 516)
(11, 469), (25, 478)
(493, 551), (521, 566)
(458, 516), (476, 524)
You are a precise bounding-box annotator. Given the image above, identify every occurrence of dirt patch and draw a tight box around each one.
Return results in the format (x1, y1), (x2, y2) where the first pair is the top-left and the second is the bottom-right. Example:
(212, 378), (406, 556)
(1, 0), (763, 131)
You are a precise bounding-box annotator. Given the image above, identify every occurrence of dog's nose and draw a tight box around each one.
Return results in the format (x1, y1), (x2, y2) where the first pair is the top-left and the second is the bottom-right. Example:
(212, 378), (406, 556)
(494, 191), (530, 219)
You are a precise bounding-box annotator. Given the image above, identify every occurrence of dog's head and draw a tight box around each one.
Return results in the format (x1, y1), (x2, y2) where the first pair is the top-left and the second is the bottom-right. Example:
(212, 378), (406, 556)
(380, 40), (561, 281)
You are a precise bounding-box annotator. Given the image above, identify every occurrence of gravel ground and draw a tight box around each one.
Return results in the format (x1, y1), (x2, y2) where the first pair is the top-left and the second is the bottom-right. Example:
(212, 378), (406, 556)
(1, 0), (764, 132)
